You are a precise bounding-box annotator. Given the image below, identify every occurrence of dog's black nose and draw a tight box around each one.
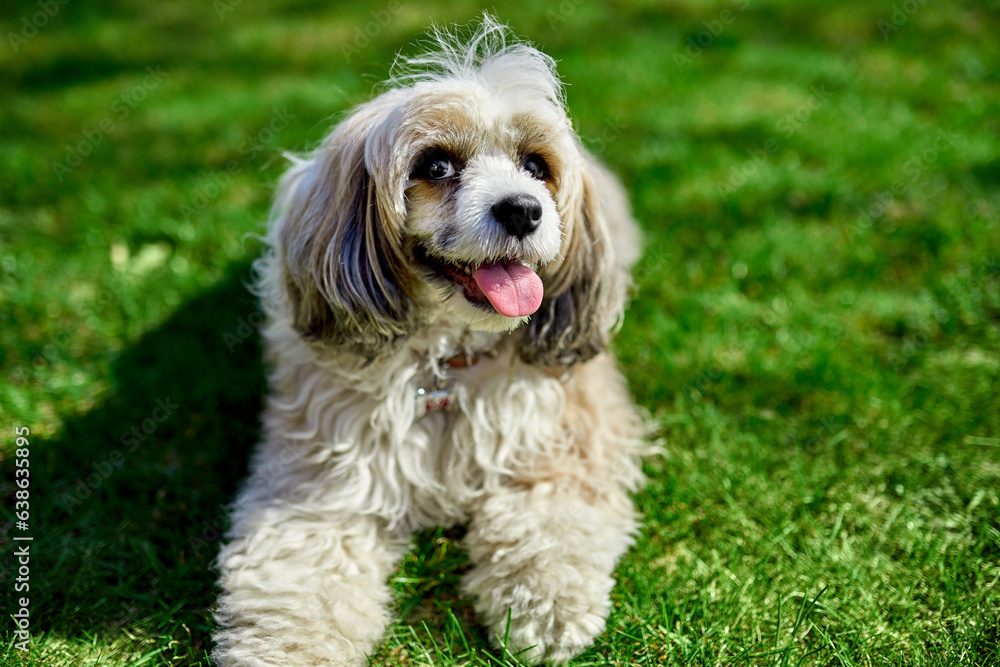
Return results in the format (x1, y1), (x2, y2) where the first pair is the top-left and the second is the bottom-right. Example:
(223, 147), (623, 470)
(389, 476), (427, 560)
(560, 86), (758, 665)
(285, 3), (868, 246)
(492, 194), (542, 239)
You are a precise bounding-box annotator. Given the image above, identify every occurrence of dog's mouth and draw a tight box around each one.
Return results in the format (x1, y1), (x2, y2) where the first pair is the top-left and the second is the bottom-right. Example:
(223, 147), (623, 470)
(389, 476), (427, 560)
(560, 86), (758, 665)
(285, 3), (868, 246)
(415, 245), (544, 317)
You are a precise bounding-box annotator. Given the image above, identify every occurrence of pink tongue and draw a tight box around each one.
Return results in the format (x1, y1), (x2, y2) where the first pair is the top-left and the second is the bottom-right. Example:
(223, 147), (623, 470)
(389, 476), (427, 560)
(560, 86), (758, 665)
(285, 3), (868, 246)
(472, 261), (544, 318)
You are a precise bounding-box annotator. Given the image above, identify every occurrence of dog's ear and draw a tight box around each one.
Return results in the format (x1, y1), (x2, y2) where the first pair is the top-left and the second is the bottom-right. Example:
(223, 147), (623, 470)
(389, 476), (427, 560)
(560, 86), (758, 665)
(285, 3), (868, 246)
(520, 155), (634, 367)
(273, 101), (415, 357)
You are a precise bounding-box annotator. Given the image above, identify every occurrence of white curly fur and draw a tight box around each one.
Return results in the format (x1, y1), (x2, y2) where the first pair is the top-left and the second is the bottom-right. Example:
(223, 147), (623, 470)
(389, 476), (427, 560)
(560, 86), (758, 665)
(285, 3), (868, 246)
(214, 16), (650, 666)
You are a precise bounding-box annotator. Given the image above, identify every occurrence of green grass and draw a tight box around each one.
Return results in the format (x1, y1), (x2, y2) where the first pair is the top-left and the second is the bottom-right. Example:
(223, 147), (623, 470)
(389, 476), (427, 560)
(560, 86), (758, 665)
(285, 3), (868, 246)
(2, 0), (999, 665)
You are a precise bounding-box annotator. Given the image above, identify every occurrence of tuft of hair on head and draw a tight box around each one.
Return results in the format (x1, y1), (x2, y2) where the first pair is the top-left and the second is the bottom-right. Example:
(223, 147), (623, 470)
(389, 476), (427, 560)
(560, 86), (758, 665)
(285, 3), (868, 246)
(388, 13), (566, 110)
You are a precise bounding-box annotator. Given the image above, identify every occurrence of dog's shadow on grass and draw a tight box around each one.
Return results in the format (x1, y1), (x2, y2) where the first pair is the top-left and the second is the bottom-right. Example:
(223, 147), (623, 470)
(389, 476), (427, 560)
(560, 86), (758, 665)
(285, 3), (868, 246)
(17, 260), (489, 661)
(16, 261), (263, 657)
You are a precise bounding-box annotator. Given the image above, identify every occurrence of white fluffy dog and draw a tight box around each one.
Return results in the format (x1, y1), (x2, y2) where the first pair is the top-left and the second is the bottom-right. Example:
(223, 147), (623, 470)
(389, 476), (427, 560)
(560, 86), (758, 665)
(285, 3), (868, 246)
(214, 17), (649, 666)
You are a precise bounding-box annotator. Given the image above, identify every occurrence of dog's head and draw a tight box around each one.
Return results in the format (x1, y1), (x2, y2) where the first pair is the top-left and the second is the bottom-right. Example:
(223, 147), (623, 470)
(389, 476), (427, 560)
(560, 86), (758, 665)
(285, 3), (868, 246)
(273, 17), (630, 366)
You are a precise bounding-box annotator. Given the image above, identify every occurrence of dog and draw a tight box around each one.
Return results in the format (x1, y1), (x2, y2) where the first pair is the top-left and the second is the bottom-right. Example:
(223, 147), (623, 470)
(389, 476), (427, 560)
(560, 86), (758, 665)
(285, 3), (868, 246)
(213, 16), (649, 666)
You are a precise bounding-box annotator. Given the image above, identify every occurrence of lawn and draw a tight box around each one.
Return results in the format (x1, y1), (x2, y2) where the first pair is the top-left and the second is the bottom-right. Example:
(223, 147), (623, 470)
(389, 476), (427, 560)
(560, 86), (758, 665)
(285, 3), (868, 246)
(1, 0), (998, 665)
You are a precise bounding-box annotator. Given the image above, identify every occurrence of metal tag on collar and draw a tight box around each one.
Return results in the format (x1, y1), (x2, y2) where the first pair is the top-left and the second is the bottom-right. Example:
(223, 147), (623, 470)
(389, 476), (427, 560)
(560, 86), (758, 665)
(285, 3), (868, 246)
(416, 374), (453, 416)
(416, 387), (453, 414)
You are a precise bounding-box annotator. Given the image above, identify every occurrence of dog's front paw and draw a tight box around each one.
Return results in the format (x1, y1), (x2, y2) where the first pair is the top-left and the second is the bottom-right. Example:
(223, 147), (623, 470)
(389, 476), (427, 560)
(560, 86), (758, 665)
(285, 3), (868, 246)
(465, 564), (616, 665)
(504, 602), (610, 665)
(463, 486), (638, 664)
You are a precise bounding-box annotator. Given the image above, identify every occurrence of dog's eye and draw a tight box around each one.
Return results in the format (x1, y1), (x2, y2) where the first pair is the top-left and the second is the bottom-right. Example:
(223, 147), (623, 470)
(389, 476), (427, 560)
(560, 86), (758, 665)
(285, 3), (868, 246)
(523, 155), (548, 181)
(412, 149), (457, 181)
(428, 159), (455, 179)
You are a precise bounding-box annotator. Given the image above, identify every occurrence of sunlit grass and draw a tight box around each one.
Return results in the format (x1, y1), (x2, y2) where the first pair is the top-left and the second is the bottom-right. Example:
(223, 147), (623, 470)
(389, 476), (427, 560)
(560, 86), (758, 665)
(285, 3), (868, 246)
(1, 0), (998, 665)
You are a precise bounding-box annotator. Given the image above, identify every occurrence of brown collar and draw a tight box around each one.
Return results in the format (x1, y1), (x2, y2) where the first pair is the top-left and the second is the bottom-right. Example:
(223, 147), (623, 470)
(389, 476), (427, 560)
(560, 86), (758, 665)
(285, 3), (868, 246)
(441, 351), (483, 369)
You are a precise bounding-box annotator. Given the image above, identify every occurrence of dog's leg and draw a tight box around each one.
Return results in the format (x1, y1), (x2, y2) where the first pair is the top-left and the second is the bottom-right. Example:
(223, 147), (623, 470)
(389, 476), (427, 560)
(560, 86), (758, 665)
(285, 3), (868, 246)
(213, 511), (405, 667)
(462, 479), (637, 665)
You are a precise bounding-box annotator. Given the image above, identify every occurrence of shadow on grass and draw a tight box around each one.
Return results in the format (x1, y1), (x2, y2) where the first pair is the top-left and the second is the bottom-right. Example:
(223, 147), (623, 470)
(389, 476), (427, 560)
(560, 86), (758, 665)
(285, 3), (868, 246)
(4, 261), (264, 656)
(7, 260), (491, 662)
